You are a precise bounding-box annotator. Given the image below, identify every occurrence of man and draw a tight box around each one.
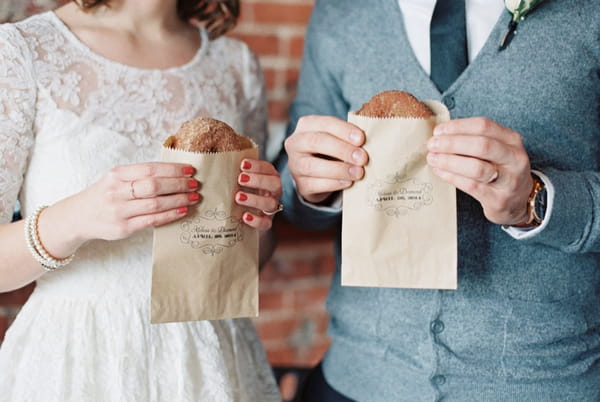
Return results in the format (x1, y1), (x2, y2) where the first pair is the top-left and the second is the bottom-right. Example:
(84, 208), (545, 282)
(279, 0), (599, 400)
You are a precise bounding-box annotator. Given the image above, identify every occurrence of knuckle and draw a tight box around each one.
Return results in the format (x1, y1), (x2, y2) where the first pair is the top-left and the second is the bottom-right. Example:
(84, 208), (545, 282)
(115, 223), (130, 239)
(146, 179), (160, 195)
(476, 138), (491, 154)
(105, 190), (119, 203)
(474, 117), (491, 133)
(106, 168), (121, 182)
(513, 132), (524, 146)
(145, 198), (160, 212)
(145, 215), (159, 228)
(464, 179), (479, 194)
(474, 163), (488, 179)
(299, 115), (317, 129)
(298, 156), (314, 175)
(306, 131), (321, 151)
(261, 219), (273, 231)
(107, 204), (120, 219)
(140, 164), (155, 177)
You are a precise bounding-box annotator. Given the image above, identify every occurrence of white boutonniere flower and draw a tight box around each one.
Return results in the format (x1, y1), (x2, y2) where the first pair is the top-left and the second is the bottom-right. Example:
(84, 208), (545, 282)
(500, 0), (546, 50)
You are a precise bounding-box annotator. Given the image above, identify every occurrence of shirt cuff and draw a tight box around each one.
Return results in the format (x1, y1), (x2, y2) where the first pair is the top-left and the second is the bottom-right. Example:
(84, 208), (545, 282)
(293, 178), (343, 213)
(502, 170), (555, 240)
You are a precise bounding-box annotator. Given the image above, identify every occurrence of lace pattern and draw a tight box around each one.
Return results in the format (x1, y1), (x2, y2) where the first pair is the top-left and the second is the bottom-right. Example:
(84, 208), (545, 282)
(0, 12), (277, 401)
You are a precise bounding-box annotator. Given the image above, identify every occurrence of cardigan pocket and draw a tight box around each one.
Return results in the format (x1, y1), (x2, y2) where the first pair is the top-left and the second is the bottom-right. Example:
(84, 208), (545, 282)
(501, 294), (597, 381)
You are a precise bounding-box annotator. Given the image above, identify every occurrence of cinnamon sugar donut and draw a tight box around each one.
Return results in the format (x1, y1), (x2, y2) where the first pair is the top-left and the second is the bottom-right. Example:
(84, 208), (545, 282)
(356, 90), (433, 118)
(164, 117), (253, 153)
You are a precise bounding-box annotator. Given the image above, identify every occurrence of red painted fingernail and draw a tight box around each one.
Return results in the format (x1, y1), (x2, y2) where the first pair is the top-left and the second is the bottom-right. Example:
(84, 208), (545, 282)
(238, 192), (248, 202)
(244, 213), (253, 222)
(242, 160), (252, 170)
(177, 206), (188, 214)
(182, 166), (195, 175)
(240, 173), (250, 183)
(188, 179), (199, 189)
(188, 192), (200, 202)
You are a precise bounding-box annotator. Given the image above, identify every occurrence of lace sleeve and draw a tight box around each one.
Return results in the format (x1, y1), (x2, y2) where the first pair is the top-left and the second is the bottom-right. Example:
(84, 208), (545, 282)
(0, 24), (37, 224)
(240, 46), (269, 161)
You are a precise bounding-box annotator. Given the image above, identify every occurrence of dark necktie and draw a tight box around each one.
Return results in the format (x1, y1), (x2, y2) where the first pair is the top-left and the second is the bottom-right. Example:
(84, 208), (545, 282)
(430, 0), (468, 93)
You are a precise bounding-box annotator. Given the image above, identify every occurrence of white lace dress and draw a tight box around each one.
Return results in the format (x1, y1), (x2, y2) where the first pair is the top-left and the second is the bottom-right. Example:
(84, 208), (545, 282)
(0, 12), (281, 402)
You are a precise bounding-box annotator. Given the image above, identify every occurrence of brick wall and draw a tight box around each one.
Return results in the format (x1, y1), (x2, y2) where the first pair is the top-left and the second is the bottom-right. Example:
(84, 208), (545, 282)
(0, 0), (333, 377)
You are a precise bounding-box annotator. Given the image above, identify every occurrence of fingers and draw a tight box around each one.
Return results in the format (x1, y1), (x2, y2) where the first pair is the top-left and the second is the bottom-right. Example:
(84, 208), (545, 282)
(236, 191), (278, 214)
(242, 211), (273, 232)
(296, 177), (351, 200)
(129, 177), (200, 199)
(285, 130), (368, 166)
(296, 115), (366, 147)
(125, 206), (191, 234)
(427, 153), (499, 184)
(434, 117), (523, 146)
(111, 162), (195, 182)
(239, 160), (282, 198)
(428, 134), (512, 165)
(240, 159), (278, 176)
(121, 192), (202, 218)
(290, 155), (365, 182)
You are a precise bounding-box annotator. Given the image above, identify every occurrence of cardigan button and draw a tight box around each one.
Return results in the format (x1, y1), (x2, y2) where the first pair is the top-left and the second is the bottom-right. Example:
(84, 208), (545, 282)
(442, 96), (455, 110)
(430, 319), (445, 334)
(432, 374), (446, 386)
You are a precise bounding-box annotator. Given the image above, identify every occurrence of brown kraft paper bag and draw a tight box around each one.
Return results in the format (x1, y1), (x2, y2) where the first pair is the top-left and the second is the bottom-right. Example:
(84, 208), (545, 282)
(342, 100), (457, 289)
(151, 145), (259, 323)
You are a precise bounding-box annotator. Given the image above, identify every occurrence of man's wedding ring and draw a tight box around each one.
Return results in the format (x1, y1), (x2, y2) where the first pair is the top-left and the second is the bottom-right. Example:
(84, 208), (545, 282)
(262, 203), (284, 216)
(487, 168), (499, 184)
(130, 181), (138, 199)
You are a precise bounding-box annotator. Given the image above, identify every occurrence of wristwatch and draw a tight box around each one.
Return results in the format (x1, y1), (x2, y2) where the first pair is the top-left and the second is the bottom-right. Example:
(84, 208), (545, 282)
(513, 173), (547, 228)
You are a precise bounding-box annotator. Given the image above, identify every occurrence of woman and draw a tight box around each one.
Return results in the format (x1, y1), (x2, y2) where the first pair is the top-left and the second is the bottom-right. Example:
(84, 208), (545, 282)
(0, 0), (282, 400)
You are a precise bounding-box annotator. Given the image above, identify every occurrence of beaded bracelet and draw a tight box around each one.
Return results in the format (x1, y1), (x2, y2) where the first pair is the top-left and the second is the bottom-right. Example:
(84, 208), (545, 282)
(24, 205), (75, 271)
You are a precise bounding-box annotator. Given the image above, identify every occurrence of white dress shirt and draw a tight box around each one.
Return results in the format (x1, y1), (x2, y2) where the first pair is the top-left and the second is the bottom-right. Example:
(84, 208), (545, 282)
(398, 0), (505, 73)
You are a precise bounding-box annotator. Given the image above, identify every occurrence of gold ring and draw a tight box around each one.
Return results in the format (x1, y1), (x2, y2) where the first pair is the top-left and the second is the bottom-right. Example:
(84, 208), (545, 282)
(487, 169), (499, 184)
(262, 203), (284, 216)
(130, 181), (138, 199)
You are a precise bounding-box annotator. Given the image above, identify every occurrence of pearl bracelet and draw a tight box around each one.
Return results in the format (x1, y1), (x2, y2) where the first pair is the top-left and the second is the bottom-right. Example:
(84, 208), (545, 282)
(24, 205), (75, 271)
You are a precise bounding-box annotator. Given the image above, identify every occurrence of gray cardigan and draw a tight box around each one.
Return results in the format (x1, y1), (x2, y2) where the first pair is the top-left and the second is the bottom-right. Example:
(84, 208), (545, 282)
(279, 0), (600, 400)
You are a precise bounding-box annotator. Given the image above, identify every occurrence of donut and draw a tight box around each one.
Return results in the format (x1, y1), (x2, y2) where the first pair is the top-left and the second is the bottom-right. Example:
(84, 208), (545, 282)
(164, 117), (253, 153)
(356, 90), (433, 118)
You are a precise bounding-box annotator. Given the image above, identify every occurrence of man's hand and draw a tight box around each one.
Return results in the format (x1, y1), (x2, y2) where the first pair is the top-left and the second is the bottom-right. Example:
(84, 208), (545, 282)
(284, 115), (369, 204)
(426, 117), (533, 226)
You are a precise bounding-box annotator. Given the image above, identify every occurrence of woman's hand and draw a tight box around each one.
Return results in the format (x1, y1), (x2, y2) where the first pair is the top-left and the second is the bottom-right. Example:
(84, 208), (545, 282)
(70, 162), (201, 243)
(235, 158), (283, 231)
(426, 117), (533, 226)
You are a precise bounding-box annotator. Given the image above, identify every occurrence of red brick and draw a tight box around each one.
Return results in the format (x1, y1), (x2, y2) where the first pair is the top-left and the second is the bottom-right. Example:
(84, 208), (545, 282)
(230, 33), (279, 56)
(259, 260), (278, 281)
(305, 342), (330, 365)
(252, 3), (313, 25)
(259, 290), (286, 311)
(239, 2), (253, 22)
(268, 99), (291, 121)
(289, 36), (305, 58)
(262, 68), (279, 90)
(257, 317), (301, 341)
(265, 346), (297, 366)
(284, 259), (317, 280)
(316, 254), (336, 275)
(293, 286), (329, 309)
(285, 68), (300, 91)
